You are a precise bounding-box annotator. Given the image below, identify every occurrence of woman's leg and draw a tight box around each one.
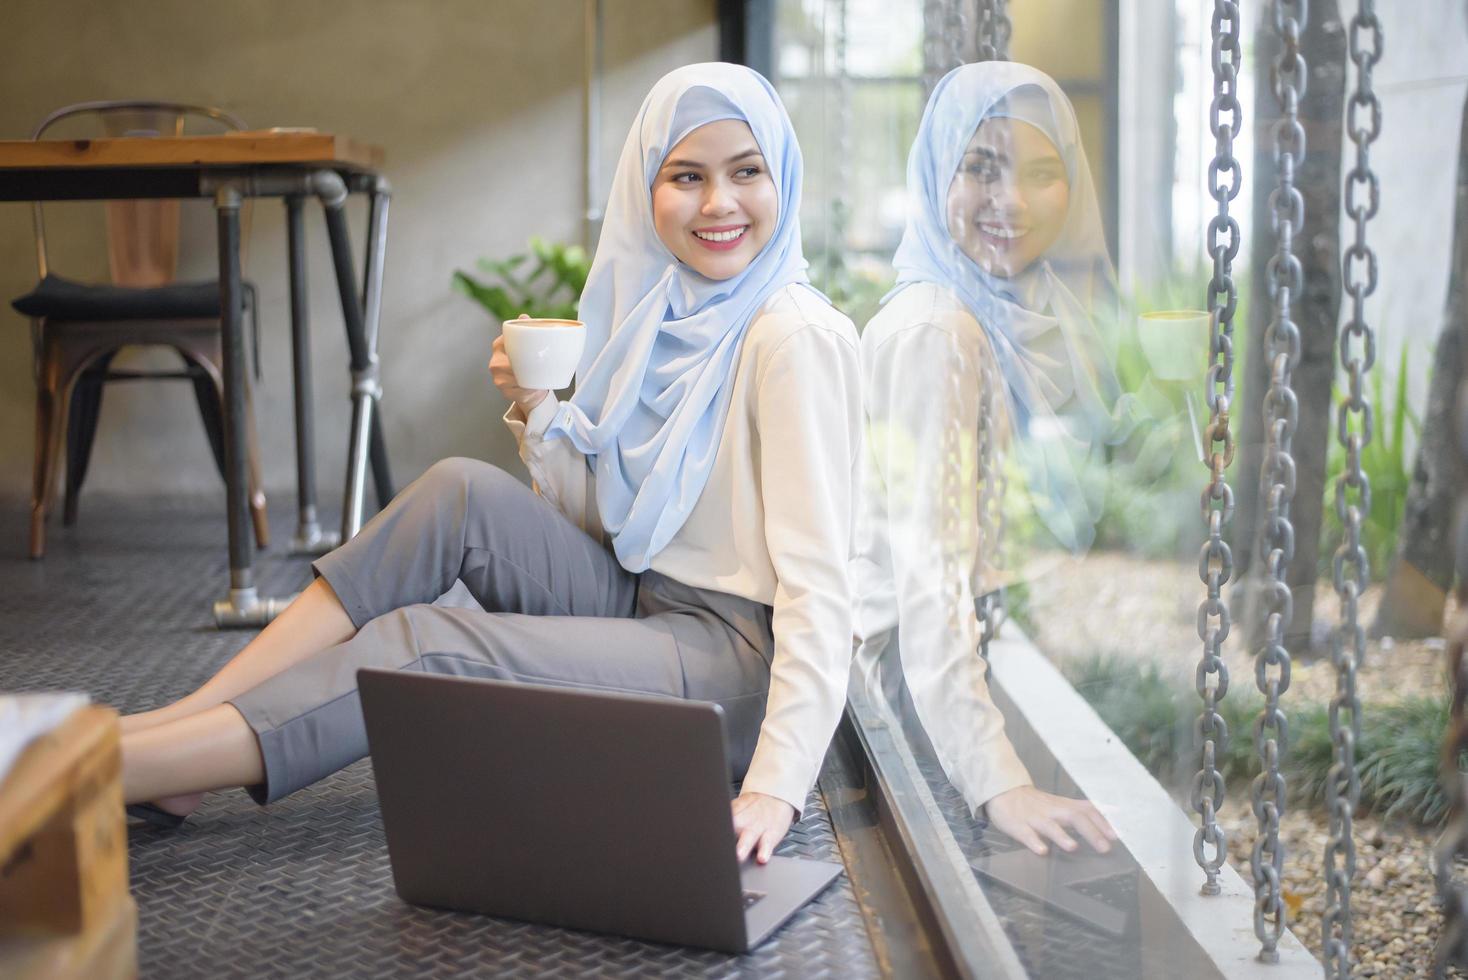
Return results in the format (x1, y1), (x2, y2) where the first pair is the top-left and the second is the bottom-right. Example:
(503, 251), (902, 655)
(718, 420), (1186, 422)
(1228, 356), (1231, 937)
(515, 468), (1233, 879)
(122, 458), (643, 810)
(227, 578), (771, 808)
(120, 578), (355, 736)
(123, 456), (602, 737)
(123, 703), (263, 805)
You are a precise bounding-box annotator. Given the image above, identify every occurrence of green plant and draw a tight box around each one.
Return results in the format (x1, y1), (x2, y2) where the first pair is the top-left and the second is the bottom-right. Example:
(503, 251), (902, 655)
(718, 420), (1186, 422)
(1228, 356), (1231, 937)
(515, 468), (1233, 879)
(1081, 268), (1250, 560)
(1320, 343), (1420, 581)
(452, 237), (590, 321)
(812, 249), (895, 333)
(1062, 654), (1461, 824)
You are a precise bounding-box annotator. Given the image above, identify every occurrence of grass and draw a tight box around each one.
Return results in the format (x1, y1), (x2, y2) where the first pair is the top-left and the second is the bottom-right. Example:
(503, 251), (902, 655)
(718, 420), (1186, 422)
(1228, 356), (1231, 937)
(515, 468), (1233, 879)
(1064, 654), (1456, 825)
(1319, 342), (1420, 582)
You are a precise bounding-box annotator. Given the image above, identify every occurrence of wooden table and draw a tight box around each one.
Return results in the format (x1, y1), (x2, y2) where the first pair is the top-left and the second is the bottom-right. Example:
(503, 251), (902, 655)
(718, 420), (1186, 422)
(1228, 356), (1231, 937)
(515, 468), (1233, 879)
(0, 132), (394, 627)
(0, 706), (136, 979)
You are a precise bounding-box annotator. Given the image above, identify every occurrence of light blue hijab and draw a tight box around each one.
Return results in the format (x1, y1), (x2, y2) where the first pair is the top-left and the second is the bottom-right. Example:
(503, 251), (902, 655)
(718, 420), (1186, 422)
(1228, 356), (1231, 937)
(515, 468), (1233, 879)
(545, 63), (809, 572)
(888, 62), (1125, 551)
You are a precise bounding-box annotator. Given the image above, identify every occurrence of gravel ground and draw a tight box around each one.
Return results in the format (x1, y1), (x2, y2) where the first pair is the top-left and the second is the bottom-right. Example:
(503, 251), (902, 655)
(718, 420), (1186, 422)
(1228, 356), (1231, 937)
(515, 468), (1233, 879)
(1022, 550), (1457, 703)
(1018, 550), (1464, 975)
(1218, 805), (1463, 978)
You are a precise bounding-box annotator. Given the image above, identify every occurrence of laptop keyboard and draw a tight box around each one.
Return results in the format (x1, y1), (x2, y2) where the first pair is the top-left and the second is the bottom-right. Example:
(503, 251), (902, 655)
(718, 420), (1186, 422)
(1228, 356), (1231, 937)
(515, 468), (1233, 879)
(742, 890), (766, 910)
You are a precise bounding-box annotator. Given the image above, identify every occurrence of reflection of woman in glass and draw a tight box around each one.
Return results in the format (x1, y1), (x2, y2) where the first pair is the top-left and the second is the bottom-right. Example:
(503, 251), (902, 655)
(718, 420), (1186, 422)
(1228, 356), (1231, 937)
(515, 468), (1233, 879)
(854, 63), (1121, 855)
(122, 64), (861, 864)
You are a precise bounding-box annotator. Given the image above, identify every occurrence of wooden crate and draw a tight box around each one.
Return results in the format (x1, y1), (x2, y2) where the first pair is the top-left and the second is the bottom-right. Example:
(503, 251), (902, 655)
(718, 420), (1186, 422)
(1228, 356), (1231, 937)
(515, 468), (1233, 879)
(0, 705), (137, 979)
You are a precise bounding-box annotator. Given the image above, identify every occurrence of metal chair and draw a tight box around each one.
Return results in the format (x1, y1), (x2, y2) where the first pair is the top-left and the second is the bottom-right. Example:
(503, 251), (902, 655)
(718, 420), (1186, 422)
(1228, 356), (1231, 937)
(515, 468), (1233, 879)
(11, 101), (270, 559)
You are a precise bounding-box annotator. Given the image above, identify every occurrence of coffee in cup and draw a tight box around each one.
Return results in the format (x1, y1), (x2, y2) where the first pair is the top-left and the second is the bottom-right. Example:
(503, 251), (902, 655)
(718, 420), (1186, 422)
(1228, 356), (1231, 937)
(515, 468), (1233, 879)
(501, 317), (586, 390)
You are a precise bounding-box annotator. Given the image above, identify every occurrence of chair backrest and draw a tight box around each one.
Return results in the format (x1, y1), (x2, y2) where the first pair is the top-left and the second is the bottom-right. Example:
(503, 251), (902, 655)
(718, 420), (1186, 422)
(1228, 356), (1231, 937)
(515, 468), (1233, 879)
(30, 101), (246, 287)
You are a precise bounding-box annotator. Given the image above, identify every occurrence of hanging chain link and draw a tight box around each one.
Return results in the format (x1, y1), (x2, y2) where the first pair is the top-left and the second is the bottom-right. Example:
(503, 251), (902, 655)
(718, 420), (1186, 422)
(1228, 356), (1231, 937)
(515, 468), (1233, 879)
(976, 0), (1012, 62)
(1192, 0), (1244, 900)
(922, 0), (947, 97)
(1433, 355), (1468, 973)
(828, 0), (853, 291)
(1321, 3), (1382, 976)
(1251, 0), (1309, 963)
(948, 0), (969, 68)
(976, 349), (1007, 657)
(940, 341), (979, 669)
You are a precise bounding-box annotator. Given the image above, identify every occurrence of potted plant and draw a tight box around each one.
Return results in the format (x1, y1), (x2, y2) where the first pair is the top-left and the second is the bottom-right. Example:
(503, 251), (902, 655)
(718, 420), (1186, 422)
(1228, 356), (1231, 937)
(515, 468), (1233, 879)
(452, 236), (590, 321)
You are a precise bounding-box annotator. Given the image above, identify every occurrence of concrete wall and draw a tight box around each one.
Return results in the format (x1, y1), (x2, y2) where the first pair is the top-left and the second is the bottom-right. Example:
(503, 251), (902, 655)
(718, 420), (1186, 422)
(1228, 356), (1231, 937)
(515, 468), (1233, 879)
(0, 0), (717, 507)
(1360, 2), (1468, 415)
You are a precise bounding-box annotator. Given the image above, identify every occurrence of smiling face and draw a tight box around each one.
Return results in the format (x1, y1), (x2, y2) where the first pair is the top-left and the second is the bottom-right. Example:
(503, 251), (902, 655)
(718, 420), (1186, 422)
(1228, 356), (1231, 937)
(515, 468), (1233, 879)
(651, 119), (778, 280)
(946, 117), (1070, 278)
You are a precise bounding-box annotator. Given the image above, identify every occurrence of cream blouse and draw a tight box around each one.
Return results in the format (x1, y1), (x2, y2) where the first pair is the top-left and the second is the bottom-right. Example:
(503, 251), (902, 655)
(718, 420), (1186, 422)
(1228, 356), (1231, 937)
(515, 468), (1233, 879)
(505, 283), (862, 813)
(852, 281), (1033, 812)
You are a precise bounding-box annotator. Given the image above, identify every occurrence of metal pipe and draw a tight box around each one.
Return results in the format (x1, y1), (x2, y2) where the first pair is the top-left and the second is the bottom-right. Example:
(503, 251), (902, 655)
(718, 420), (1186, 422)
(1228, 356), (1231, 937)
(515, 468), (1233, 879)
(360, 180), (395, 510)
(286, 195), (336, 554)
(316, 170), (378, 541)
(211, 182), (295, 627)
(214, 184), (252, 591)
(360, 177), (391, 352)
(583, 0), (604, 250)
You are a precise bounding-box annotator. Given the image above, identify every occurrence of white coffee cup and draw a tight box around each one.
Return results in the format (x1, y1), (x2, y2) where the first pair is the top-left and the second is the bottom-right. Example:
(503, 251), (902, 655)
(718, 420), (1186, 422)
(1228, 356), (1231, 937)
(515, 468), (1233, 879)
(1137, 309), (1212, 383)
(501, 317), (586, 390)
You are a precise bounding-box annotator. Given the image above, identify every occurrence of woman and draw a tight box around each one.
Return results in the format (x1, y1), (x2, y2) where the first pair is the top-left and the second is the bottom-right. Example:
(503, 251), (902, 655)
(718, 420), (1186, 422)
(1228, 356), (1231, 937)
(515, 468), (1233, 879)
(852, 62), (1120, 856)
(122, 63), (861, 865)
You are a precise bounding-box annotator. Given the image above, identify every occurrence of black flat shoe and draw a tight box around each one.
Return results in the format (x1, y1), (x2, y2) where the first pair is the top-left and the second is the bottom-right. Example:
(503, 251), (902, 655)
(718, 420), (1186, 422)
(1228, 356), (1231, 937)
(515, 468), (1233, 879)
(126, 802), (189, 829)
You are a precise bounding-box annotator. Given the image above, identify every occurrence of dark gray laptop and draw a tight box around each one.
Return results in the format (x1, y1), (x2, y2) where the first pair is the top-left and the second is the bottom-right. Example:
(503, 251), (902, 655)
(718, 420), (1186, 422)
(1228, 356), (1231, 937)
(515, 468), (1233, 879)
(358, 669), (843, 953)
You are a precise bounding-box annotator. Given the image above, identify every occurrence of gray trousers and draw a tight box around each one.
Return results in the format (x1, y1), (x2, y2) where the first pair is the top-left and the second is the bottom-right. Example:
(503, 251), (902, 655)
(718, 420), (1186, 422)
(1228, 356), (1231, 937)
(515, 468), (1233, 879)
(229, 457), (775, 805)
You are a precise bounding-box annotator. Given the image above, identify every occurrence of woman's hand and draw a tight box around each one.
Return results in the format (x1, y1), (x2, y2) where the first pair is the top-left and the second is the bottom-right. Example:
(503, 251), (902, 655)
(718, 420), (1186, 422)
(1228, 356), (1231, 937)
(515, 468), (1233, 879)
(731, 792), (796, 864)
(985, 785), (1117, 856)
(490, 325), (549, 415)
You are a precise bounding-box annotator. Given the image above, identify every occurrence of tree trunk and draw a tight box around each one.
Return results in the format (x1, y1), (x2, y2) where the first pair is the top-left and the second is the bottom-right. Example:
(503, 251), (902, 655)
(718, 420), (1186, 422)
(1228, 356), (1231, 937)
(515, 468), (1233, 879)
(1235, 1), (1346, 654)
(1373, 91), (1468, 640)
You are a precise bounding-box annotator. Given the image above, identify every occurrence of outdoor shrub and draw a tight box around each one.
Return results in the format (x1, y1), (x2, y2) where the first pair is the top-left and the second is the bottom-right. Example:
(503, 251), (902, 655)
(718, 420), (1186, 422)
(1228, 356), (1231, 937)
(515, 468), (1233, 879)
(1063, 653), (1459, 825)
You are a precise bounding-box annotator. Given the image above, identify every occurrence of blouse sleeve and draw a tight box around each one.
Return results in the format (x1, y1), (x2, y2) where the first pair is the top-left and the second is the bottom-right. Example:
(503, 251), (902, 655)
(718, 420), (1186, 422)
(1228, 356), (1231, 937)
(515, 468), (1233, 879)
(503, 395), (604, 541)
(738, 323), (863, 815)
(865, 320), (1032, 813)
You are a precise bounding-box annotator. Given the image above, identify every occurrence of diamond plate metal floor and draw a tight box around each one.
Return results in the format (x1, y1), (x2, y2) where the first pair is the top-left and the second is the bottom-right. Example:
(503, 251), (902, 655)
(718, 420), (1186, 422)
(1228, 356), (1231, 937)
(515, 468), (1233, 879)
(0, 498), (879, 979)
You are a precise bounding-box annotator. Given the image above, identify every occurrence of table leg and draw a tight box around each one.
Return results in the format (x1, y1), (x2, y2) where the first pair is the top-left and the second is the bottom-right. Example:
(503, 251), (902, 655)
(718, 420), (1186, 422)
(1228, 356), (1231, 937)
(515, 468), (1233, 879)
(316, 171), (387, 542)
(211, 185), (291, 628)
(285, 195), (338, 556)
(360, 181), (394, 511)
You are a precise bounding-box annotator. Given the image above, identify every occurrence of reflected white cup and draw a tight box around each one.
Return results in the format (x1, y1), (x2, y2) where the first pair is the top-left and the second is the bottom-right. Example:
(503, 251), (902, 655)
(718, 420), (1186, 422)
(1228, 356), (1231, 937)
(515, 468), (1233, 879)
(501, 317), (586, 390)
(1137, 309), (1212, 383)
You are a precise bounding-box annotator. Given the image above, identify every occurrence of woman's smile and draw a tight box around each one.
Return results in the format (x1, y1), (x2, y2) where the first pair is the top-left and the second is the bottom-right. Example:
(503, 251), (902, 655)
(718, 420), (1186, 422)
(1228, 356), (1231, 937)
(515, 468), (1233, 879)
(975, 219), (1030, 242)
(691, 223), (751, 249)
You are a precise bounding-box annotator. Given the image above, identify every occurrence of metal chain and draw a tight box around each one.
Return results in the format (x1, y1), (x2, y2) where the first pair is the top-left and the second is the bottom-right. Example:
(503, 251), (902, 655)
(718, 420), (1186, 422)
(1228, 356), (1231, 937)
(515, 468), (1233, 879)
(940, 341), (973, 673)
(922, 0), (947, 97)
(1192, 0), (1244, 900)
(976, 350), (1007, 656)
(1433, 355), (1468, 974)
(1322, 3), (1382, 975)
(947, 0), (968, 68)
(828, 0), (853, 291)
(1251, 0), (1309, 963)
(976, 0), (1012, 62)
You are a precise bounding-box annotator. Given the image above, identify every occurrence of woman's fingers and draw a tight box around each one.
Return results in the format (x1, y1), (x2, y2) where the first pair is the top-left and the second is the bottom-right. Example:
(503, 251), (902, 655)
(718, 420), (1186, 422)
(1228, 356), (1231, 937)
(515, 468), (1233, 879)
(731, 799), (756, 861)
(735, 825), (760, 862)
(1060, 804), (1112, 853)
(1068, 799), (1118, 846)
(756, 828), (777, 864)
(1011, 823), (1049, 856)
(1036, 817), (1078, 853)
